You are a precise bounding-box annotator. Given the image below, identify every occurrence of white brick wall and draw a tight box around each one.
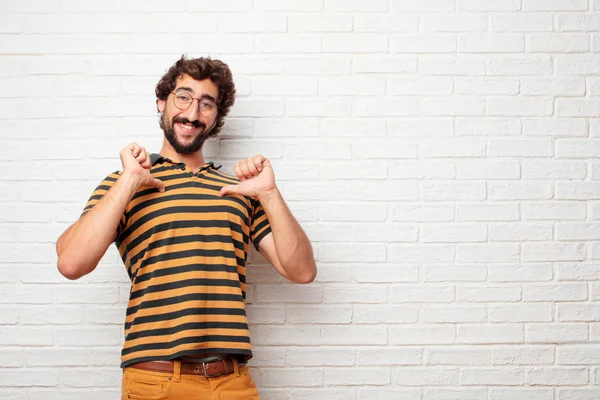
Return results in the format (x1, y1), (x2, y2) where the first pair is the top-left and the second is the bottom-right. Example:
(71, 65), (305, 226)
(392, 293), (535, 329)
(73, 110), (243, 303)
(1, 1), (599, 398)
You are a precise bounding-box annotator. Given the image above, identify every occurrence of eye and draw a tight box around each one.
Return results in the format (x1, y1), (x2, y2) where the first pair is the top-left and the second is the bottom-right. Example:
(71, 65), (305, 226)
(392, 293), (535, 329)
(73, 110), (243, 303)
(200, 101), (216, 110)
(176, 93), (191, 102)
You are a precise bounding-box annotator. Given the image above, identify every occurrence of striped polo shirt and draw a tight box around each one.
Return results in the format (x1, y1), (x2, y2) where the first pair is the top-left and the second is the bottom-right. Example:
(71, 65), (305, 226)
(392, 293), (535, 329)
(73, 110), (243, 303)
(82, 154), (271, 367)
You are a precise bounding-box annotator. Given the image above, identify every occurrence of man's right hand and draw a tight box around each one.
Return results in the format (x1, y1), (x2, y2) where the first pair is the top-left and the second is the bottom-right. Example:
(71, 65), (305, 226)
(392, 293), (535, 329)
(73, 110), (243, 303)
(120, 142), (165, 192)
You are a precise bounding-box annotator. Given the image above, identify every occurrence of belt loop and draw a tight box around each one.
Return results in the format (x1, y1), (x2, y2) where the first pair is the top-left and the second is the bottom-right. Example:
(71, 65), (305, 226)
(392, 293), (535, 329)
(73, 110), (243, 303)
(233, 358), (240, 375)
(172, 360), (181, 382)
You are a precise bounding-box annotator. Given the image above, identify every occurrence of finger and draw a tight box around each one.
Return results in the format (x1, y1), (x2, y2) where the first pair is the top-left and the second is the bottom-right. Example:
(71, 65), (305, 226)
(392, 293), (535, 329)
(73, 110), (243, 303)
(220, 184), (241, 197)
(130, 143), (141, 158)
(233, 162), (246, 181)
(253, 155), (265, 172)
(238, 159), (252, 179)
(246, 158), (259, 176)
(151, 178), (165, 193)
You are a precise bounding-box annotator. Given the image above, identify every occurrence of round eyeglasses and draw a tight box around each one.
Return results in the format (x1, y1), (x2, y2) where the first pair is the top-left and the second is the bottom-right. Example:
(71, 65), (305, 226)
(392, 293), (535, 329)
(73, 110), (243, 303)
(171, 89), (218, 117)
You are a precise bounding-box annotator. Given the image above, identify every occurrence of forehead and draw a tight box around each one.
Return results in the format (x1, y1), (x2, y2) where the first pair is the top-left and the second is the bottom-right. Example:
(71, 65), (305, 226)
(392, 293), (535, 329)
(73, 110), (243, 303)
(174, 74), (219, 98)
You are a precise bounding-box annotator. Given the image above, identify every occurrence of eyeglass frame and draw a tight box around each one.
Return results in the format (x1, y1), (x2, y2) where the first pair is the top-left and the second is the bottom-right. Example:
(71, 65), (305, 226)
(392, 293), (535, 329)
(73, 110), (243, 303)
(170, 89), (219, 117)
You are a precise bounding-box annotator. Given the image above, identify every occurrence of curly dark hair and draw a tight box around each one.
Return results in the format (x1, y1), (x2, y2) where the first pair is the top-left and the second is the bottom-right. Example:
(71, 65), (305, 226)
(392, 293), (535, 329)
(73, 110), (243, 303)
(155, 55), (236, 137)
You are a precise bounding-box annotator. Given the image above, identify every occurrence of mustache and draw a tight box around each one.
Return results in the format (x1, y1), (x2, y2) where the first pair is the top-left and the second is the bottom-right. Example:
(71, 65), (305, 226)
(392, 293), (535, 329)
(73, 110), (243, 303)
(173, 117), (205, 129)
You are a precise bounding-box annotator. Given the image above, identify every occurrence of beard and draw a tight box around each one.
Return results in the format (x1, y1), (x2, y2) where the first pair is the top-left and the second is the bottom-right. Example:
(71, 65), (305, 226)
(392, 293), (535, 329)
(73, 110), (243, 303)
(160, 113), (214, 155)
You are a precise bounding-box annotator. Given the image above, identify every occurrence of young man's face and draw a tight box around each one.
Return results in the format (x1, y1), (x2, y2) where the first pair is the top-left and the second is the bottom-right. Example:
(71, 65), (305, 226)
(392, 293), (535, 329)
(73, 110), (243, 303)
(157, 74), (220, 155)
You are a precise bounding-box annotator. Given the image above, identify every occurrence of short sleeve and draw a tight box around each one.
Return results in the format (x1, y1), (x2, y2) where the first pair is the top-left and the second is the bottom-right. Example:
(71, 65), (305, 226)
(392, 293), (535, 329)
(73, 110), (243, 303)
(81, 171), (126, 241)
(250, 199), (271, 249)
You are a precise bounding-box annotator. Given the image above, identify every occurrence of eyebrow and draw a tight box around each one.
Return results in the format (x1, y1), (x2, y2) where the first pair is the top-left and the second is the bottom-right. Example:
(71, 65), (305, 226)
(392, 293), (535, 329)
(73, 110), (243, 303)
(175, 86), (217, 103)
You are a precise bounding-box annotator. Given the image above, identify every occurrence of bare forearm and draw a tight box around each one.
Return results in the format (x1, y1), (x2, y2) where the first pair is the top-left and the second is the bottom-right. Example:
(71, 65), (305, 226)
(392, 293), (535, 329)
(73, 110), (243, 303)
(56, 172), (142, 280)
(257, 189), (316, 281)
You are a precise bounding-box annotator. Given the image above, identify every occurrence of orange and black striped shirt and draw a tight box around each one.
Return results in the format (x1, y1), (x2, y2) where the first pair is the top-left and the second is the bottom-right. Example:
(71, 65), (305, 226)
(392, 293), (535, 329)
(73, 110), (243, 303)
(82, 154), (271, 367)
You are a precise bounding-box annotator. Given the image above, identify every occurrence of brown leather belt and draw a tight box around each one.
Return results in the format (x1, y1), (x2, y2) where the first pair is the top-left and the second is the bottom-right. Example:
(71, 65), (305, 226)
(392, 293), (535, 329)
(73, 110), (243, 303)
(127, 357), (243, 378)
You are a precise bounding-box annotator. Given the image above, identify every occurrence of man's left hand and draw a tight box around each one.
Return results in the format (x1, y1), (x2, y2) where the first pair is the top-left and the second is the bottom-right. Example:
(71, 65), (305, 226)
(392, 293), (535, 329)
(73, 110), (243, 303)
(219, 155), (276, 198)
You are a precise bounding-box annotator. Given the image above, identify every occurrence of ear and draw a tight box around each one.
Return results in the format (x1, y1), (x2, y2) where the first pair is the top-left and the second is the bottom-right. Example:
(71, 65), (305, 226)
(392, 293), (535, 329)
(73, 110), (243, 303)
(157, 99), (166, 113)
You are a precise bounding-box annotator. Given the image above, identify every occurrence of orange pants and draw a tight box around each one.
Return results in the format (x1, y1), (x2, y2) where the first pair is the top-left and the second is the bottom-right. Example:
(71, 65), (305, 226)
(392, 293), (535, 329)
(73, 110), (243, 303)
(121, 360), (260, 400)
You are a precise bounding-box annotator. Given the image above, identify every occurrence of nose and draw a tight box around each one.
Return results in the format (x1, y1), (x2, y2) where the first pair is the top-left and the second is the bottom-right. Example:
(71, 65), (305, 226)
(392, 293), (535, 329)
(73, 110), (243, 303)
(182, 99), (200, 121)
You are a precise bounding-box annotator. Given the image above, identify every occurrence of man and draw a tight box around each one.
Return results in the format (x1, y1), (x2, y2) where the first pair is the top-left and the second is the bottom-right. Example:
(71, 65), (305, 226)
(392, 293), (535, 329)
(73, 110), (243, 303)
(56, 56), (317, 399)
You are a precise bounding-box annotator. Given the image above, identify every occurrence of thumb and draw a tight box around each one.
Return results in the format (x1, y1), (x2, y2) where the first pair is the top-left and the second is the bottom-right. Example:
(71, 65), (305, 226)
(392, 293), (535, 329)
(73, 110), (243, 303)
(152, 178), (166, 193)
(220, 184), (241, 197)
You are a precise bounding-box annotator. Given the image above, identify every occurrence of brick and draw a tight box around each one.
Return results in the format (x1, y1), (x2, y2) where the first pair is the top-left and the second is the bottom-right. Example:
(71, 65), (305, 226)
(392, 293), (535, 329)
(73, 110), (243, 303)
(323, 34), (388, 53)
(392, 0), (455, 11)
(0, 370), (58, 387)
(457, 244), (520, 263)
(425, 347), (490, 366)
(324, 368), (391, 386)
(320, 76), (386, 96)
(223, 14), (286, 33)
(524, 242), (586, 262)
(289, 14), (352, 32)
(320, 118), (386, 137)
(490, 304), (553, 322)
(421, 224), (488, 243)
(557, 13), (600, 31)
(557, 182), (600, 200)
(523, 118), (588, 137)
(321, 326), (387, 345)
(389, 244), (455, 263)
(257, 34), (321, 53)
(390, 160), (456, 179)
(488, 264), (553, 283)
(492, 346), (554, 365)
(287, 348), (355, 366)
(252, 76), (318, 96)
(461, 368), (523, 385)
(354, 14), (419, 32)
(459, 34), (525, 53)
(557, 304), (600, 322)
(388, 78), (453, 95)
(489, 223), (553, 241)
(522, 78), (585, 96)
(354, 55), (417, 73)
(490, 13), (554, 31)
(556, 56), (600, 75)
(455, 79), (519, 95)
(423, 306), (487, 323)
(392, 367), (459, 385)
(456, 284), (521, 302)
(489, 182), (554, 200)
(353, 305), (418, 324)
(524, 0), (588, 11)
(255, 0), (322, 11)
(423, 265), (486, 282)
(458, 324), (524, 344)
(488, 56), (553, 75)
(523, 160), (586, 179)
(556, 262), (600, 280)
(358, 347), (421, 366)
(526, 367), (589, 385)
(323, 284), (387, 303)
(490, 388), (554, 400)
(420, 182), (486, 201)
(390, 326), (456, 345)
(286, 305), (352, 323)
(522, 202), (586, 220)
(527, 34), (590, 52)
(325, 0), (387, 11)
(422, 14), (488, 32)
(557, 345), (600, 365)
(420, 55), (488, 75)
(391, 34), (457, 53)
(420, 98), (485, 116)
(255, 284), (322, 303)
(391, 284), (454, 303)
(456, 160), (520, 180)
(456, 204), (520, 222)
(351, 223), (418, 243)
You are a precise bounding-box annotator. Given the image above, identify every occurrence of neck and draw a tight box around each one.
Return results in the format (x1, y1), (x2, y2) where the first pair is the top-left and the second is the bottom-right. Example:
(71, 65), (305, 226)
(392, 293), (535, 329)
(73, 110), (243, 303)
(159, 138), (206, 171)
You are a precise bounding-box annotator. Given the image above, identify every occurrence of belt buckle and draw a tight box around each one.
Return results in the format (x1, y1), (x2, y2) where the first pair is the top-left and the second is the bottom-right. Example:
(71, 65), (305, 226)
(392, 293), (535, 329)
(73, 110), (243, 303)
(201, 360), (224, 378)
